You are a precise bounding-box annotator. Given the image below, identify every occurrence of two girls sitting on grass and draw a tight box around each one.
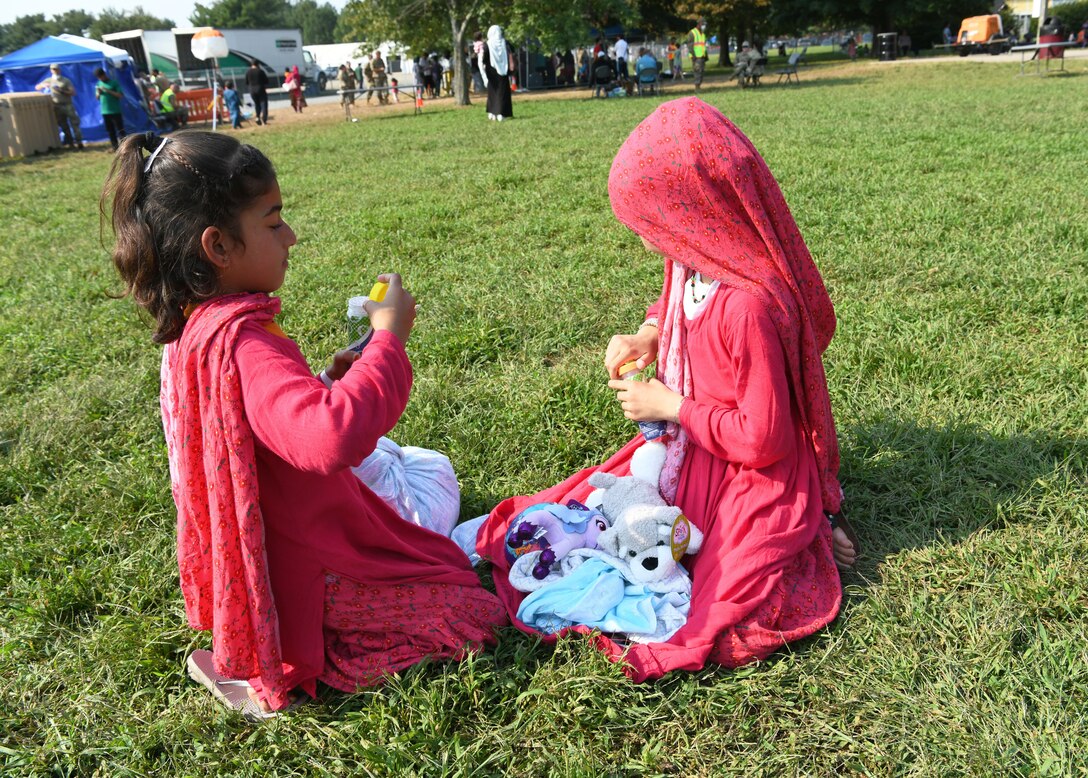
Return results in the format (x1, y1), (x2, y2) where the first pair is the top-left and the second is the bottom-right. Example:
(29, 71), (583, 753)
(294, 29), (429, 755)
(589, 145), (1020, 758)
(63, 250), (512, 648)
(102, 97), (857, 717)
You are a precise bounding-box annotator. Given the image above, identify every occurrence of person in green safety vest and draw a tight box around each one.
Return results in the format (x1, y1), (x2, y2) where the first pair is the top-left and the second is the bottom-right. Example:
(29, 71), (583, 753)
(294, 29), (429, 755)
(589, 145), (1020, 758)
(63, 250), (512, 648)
(158, 82), (189, 131)
(687, 17), (708, 90)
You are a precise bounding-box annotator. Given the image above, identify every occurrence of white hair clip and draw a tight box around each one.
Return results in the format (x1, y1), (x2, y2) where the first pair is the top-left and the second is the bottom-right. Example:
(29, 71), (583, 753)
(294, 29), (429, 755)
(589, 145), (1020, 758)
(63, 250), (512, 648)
(143, 137), (171, 173)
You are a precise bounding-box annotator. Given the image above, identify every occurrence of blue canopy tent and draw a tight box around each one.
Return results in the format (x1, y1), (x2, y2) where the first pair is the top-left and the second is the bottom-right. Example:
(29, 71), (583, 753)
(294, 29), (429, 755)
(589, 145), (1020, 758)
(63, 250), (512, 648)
(0, 34), (151, 144)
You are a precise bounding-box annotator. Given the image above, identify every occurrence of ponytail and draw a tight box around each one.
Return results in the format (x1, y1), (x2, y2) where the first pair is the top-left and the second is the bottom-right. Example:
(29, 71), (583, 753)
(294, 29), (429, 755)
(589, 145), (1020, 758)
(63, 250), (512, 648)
(101, 130), (276, 343)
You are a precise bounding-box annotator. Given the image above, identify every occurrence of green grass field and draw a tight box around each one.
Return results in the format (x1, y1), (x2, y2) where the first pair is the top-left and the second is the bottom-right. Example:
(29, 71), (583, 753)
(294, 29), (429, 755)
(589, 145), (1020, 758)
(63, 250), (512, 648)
(2, 59), (1087, 776)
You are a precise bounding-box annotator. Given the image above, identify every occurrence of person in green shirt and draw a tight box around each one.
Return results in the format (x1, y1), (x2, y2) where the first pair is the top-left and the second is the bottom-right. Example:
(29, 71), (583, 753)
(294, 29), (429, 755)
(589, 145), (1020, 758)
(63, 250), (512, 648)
(94, 67), (126, 150)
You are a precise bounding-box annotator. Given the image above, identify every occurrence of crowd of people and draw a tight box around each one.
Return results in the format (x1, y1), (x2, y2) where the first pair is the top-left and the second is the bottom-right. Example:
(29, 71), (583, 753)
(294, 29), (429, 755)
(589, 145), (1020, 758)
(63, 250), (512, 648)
(33, 13), (862, 151)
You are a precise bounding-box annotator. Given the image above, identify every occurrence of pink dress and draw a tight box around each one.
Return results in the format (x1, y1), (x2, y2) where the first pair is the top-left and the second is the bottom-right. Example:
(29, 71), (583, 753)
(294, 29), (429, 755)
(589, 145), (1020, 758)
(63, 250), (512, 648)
(477, 284), (840, 679)
(162, 294), (506, 709)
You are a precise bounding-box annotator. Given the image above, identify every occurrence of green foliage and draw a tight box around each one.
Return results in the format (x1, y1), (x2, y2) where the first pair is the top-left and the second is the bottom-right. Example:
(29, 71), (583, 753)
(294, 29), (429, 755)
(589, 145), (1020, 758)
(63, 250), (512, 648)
(88, 7), (178, 40)
(0, 14), (54, 56)
(1048, 0), (1088, 34)
(339, 0), (454, 55)
(287, 0), (340, 44)
(192, 0), (292, 29)
(188, 0), (339, 43)
(0, 9), (174, 56)
(2, 58), (1087, 775)
(504, 0), (638, 51)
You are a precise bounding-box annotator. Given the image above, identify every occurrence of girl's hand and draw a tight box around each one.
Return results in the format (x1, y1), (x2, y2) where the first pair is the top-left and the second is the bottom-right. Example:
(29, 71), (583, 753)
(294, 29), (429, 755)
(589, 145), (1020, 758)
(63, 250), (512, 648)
(607, 377), (683, 423)
(604, 325), (659, 379)
(325, 349), (360, 382)
(365, 273), (416, 345)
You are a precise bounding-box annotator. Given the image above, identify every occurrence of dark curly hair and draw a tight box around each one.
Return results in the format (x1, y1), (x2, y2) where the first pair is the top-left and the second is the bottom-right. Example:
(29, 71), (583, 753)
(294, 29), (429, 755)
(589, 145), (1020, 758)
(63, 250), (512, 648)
(101, 130), (277, 343)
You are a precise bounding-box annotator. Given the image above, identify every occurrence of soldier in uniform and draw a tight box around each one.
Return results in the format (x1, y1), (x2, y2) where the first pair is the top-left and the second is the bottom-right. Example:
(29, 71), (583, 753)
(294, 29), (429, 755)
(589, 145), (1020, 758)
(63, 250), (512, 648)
(339, 64), (358, 122)
(730, 41), (762, 86)
(36, 64), (83, 149)
(370, 50), (390, 105)
(687, 17), (708, 91)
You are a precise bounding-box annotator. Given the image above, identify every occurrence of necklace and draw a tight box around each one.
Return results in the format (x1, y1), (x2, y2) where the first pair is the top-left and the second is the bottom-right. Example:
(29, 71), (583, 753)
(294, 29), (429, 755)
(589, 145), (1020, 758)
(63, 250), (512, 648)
(689, 272), (708, 304)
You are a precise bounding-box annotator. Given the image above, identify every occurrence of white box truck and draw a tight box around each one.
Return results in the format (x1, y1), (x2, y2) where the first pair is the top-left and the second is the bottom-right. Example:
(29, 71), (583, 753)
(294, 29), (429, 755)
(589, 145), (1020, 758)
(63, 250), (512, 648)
(104, 28), (327, 90)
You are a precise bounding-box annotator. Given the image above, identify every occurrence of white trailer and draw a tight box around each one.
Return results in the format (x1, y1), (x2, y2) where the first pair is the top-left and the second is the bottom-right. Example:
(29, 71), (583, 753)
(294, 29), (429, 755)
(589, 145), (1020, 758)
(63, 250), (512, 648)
(104, 28), (327, 90)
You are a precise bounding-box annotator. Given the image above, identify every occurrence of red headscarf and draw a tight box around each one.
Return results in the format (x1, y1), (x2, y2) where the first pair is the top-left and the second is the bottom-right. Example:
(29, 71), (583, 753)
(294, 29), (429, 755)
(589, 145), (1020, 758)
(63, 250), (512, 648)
(607, 97), (841, 513)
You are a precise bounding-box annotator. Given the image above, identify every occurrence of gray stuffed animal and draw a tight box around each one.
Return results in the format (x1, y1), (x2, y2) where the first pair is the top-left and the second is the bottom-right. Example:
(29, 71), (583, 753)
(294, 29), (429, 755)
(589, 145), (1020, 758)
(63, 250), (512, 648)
(586, 443), (704, 584)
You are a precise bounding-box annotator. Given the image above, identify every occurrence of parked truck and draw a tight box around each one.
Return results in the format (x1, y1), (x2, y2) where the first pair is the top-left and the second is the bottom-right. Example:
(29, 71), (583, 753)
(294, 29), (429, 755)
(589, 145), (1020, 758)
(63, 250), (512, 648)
(948, 15), (1014, 56)
(103, 28), (327, 90)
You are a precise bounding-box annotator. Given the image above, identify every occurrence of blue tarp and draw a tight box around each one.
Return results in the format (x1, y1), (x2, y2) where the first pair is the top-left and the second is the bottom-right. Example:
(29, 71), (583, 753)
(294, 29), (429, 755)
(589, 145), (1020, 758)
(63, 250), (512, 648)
(0, 35), (151, 144)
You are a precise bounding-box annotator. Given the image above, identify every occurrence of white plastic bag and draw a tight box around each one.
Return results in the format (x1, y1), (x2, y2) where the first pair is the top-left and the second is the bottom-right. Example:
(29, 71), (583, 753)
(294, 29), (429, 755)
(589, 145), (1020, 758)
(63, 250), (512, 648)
(351, 437), (460, 537)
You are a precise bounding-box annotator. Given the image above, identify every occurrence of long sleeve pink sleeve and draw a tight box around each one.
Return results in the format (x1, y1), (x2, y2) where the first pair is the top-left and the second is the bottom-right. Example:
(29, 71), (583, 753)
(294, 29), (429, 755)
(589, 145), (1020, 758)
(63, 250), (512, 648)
(645, 293), (664, 324)
(678, 307), (793, 468)
(234, 325), (412, 474)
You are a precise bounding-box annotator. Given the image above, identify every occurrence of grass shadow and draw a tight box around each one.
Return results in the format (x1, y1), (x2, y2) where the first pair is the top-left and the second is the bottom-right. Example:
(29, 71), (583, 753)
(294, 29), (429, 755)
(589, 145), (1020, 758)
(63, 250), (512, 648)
(839, 416), (1084, 574)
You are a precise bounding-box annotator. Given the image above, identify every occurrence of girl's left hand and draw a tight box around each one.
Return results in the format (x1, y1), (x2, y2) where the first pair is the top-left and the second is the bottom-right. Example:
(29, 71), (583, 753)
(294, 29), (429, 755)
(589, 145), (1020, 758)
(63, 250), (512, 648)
(607, 377), (683, 423)
(325, 349), (360, 382)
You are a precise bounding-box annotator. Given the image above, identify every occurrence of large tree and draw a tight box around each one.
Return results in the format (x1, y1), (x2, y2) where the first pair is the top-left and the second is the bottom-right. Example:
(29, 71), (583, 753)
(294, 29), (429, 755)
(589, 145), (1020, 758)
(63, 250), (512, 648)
(89, 8), (177, 39)
(340, 0), (487, 106)
(338, 0), (631, 106)
(1, 14), (65, 55)
(191, 0), (292, 29)
(191, 0), (339, 42)
(286, 0), (339, 44)
(502, 0), (636, 53)
(675, 1), (776, 65)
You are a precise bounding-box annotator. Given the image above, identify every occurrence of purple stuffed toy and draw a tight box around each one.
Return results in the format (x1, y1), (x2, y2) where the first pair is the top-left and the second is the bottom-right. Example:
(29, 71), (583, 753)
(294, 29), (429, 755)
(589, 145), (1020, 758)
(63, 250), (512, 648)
(504, 500), (610, 583)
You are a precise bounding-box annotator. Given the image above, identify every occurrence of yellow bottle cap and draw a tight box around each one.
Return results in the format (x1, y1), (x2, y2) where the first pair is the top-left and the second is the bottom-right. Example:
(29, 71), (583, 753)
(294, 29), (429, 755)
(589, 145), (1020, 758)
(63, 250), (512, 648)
(369, 281), (389, 302)
(619, 361), (640, 375)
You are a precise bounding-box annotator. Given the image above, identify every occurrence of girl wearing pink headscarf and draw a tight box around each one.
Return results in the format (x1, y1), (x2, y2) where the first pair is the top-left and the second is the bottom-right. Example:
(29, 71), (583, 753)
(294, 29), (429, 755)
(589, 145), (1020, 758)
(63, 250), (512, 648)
(476, 97), (858, 680)
(284, 65), (306, 112)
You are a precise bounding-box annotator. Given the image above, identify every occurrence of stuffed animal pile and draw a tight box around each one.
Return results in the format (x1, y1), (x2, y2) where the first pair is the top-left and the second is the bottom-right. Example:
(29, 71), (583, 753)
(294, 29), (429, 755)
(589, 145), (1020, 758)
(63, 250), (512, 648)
(505, 441), (704, 642)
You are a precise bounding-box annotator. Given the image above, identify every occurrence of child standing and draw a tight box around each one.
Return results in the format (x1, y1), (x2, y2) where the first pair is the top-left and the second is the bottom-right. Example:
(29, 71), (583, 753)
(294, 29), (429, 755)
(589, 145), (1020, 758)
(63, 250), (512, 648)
(476, 98), (858, 679)
(284, 66), (305, 112)
(103, 131), (506, 717)
(222, 80), (243, 129)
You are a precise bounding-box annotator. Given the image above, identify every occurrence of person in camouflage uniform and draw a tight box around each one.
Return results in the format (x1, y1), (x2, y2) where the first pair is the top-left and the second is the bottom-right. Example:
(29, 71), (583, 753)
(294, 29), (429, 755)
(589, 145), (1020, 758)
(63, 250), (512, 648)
(368, 51), (390, 105)
(36, 64), (83, 149)
(338, 64), (358, 122)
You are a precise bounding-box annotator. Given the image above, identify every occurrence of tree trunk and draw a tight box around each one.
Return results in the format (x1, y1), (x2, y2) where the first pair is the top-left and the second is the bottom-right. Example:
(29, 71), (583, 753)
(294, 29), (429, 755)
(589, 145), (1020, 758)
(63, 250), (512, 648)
(718, 21), (732, 66)
(450, 12), (470, 106)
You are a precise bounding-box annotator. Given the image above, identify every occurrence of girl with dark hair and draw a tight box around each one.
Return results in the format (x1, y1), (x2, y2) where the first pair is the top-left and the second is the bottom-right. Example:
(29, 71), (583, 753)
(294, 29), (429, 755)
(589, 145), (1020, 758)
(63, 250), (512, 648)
(102, 131), (506, 719)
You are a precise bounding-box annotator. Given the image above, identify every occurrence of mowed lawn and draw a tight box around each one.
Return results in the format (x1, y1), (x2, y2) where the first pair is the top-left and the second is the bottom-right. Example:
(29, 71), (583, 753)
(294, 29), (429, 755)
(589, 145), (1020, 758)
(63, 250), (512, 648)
(1, 58), (1086, 776)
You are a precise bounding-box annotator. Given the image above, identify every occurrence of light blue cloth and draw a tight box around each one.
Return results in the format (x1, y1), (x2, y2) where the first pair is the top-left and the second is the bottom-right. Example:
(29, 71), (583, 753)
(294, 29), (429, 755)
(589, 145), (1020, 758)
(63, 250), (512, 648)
(451, 515), (487, 566)
(517, 556), (689, 642)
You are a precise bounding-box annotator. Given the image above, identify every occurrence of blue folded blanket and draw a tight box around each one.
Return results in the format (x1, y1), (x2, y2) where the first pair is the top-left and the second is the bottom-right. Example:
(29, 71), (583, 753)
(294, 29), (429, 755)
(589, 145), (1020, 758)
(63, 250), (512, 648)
(517, 554), (690, 643)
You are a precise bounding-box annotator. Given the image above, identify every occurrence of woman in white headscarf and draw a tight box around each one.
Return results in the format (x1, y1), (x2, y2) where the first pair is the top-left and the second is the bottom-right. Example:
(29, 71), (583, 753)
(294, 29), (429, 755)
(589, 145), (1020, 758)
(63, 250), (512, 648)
(479, 24), (513, 121)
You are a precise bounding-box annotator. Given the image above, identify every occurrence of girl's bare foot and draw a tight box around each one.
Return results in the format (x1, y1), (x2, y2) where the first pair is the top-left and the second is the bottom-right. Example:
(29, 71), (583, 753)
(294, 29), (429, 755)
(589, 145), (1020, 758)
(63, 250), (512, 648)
(833, 526), (857, 569)
(247, 685), (274, 714)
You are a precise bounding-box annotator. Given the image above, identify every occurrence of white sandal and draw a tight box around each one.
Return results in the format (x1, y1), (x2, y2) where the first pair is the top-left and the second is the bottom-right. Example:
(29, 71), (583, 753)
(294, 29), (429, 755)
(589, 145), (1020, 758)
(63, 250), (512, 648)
(187, 649), (299, 722)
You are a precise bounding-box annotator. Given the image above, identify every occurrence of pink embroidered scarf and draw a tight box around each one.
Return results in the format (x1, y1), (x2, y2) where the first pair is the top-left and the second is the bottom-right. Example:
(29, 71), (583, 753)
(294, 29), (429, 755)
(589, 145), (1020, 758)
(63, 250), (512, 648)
(607, 97), (842, 513)
(160, 293), (292, 709)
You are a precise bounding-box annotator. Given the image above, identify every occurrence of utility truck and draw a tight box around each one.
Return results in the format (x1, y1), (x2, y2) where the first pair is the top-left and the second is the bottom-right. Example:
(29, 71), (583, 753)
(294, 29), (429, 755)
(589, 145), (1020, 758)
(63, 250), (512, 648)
(946, 15), (1014, 55)
(104, 28), (327, 89)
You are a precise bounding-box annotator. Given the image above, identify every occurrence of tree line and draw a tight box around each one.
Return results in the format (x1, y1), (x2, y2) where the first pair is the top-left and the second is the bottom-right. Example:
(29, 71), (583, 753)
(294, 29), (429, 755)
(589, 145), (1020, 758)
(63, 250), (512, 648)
(0, 1), (342, 57)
